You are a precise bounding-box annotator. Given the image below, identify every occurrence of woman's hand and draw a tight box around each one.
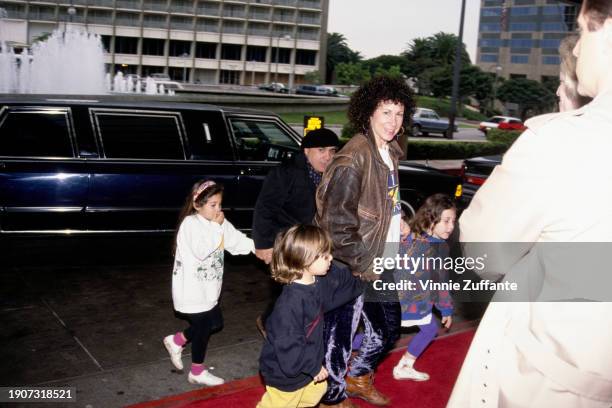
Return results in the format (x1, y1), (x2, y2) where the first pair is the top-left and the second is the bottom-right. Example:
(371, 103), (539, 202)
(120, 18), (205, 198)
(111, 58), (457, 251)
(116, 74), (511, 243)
(441, 315), (453, 329)
(313, 366), (329, 383)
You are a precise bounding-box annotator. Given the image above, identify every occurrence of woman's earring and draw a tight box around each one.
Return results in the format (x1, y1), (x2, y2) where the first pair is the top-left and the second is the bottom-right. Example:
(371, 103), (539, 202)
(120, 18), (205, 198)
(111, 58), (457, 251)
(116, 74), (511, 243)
(396, 126), (405, 137)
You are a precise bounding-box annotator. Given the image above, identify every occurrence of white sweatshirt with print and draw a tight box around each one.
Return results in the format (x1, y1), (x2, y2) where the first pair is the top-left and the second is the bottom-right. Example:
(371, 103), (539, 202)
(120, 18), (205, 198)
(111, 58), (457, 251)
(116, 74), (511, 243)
(172, 214), (255, 314)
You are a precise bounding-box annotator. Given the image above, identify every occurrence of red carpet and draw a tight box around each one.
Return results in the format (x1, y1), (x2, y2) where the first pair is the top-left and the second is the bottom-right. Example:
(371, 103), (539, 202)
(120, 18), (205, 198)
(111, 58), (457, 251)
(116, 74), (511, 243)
(128, 329), (475, 408)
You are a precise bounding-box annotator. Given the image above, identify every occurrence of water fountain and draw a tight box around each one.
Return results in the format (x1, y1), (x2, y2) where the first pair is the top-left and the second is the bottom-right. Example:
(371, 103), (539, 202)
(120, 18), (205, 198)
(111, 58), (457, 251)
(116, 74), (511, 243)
(0, 9), (167, 95)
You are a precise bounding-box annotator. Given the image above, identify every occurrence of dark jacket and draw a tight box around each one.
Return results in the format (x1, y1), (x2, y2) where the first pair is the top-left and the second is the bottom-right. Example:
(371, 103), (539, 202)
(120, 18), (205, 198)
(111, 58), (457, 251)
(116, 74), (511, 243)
(259, 264), (362, 391)
(315, 132), (404, 281)
(252, 152), (317, 249)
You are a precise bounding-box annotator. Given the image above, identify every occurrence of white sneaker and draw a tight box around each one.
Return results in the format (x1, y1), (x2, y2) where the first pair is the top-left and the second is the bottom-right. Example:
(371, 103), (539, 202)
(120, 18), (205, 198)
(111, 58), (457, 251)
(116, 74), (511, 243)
(163, 335), (183, 370)
(393, 363), (430, 381)
(188, 369), (225, 386)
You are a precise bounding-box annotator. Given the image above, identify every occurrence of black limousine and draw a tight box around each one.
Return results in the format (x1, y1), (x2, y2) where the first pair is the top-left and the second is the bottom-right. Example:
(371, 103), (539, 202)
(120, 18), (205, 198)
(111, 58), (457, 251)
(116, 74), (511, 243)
(0, 96), (462, 234)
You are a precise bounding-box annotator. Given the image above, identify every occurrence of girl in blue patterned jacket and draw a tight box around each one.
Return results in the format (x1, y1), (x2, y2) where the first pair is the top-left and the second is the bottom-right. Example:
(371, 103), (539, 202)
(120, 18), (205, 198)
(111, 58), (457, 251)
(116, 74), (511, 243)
(393, 194), (456, 381)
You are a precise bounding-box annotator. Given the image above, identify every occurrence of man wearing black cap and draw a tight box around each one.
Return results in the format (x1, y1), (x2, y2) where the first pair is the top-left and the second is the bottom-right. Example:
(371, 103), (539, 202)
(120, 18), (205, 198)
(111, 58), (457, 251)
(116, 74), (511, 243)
(252, 127), (340, 264)
(252, 127), (340, 336)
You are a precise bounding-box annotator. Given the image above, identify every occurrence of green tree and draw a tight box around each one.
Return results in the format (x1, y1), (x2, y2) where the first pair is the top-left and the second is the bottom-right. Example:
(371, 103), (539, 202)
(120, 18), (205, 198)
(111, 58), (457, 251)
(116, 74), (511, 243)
(497, 78), (557, 120)
(335, 62), (371, 85)
(363, 55), (410, 76)
(326, 32), (362, 83)
(304, 70), (323, 85)
(402, 32), (471, 79)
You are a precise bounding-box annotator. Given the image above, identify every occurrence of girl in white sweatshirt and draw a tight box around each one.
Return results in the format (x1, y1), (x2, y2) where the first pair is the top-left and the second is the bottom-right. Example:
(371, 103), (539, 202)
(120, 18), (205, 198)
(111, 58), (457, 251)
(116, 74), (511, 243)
(163, 180), (254, 386)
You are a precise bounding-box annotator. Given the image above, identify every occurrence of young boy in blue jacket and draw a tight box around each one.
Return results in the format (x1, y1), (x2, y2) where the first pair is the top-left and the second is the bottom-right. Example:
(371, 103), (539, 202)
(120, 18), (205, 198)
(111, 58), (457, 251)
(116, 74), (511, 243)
(257, 225), (362, 407)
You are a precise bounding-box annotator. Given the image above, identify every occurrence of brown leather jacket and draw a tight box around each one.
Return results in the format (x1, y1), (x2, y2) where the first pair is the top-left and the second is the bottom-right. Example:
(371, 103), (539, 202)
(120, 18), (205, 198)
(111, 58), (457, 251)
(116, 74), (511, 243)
(314, 132), (403, 281)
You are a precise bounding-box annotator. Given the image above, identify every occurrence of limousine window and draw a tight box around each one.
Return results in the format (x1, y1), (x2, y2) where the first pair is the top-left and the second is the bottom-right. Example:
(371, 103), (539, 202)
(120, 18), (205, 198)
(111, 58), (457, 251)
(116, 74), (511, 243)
(0, 109), (74, 158)
(93, 111), (186, 160)
(229, 118), (298, 161)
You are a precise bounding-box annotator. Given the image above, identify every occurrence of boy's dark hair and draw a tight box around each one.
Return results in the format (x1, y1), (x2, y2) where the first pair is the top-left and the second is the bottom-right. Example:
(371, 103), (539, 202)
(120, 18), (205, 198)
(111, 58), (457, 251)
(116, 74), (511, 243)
(410, 194), (457, 235)
(271, 224), (332, 284)
(583, 0), (612, 31)
(347, 76), (415, 135)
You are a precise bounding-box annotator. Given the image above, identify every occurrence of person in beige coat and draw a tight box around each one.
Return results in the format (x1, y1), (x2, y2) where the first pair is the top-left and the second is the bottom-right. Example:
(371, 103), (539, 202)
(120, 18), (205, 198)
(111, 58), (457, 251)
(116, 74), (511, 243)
(447, 1), (612, 406)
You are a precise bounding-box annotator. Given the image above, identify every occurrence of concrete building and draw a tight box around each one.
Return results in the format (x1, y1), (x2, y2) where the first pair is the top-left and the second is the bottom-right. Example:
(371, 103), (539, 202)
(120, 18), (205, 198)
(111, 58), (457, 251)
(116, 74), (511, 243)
(0, 0), (328, 87)
(476, 0), (579, 85)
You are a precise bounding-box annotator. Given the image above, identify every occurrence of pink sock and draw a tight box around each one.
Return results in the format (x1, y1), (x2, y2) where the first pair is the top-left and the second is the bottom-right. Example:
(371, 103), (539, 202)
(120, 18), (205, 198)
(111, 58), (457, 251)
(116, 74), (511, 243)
(191, 364), (206, 375)
(173, 332), (186, 347)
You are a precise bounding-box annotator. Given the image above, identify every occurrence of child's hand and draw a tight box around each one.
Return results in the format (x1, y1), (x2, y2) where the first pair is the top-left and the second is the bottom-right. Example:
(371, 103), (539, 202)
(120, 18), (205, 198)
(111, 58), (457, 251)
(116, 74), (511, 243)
(213, 211), (225, 225)
(441, 316), (452, 329)
(313, 366), (328, 383)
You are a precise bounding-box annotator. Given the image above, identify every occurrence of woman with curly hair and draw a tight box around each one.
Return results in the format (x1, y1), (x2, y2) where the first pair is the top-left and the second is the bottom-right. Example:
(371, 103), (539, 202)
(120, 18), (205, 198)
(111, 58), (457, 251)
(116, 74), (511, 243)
(315, 75), (415, 407)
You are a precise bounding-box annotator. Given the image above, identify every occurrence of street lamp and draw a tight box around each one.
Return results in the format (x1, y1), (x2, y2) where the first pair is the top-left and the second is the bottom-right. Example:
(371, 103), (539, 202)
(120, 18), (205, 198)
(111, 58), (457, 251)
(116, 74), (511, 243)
(274, 34), (291, 85)
(490, 65), (502, 113)
(446, 0), (467, 139)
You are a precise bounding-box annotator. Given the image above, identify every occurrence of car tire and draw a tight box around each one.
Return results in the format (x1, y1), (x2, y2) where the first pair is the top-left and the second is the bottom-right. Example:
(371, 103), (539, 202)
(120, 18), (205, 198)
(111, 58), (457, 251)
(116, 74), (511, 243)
(422, 131), (429, 137)
(412, 125), (421, 136)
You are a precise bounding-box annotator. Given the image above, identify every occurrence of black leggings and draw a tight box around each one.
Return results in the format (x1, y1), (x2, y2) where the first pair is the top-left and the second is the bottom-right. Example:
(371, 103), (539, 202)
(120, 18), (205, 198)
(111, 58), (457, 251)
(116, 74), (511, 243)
(176, 305), (223, 365)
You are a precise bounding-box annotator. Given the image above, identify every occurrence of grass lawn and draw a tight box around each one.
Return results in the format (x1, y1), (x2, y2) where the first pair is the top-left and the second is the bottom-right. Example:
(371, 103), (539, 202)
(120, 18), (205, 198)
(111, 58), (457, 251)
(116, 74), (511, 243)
(278, 97), (486, 126)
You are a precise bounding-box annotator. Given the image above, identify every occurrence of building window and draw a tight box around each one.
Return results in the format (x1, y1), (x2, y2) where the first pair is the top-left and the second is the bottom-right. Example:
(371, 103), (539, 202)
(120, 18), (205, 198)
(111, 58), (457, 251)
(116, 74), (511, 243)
(511, 6), (538, 16)
(220, 70), (240, 85)
(295, 49), (316, 65)
(540, 38), (562, 49)
(511, 55), (529, 64)
(142, 65), (165, 76)
(542, 5), (563, 15)
(509, 39), (533, 48)
(246, 46), (267, 62)
(143, 13), (167, 28)
(543, 55), (561, 65)
(222, 20), (245, 34)
(480, 54), (499, 63)
(541, 22), (567, 32)
(509, 22), (537, 31)
(480, 38), (502, 47)
(480, 23), (501, 32)
(169, 40), (191, 57)
(481, 8), (502, 17)
(221, 44), (242, 60)
(142, 38), (165, 56)
(100, 35), (112, 52)
(114, 36), (138, 54)
(196, 18), (219, 33)
(271, 47), (290, 64)
(196, 42), (217, 59)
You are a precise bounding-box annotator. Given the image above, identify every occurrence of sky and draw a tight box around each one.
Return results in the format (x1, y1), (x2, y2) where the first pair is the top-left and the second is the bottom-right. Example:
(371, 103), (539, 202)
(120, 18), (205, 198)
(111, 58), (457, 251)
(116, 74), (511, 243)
(328, 0), (481, 63)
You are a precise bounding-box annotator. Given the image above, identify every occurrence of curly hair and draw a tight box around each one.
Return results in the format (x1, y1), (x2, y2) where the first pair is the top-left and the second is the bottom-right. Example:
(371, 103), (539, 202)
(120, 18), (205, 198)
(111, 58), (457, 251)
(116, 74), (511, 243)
(410, 194), (457, 236)
(271, 224), (332, 284)
(348, 75), (415, 134)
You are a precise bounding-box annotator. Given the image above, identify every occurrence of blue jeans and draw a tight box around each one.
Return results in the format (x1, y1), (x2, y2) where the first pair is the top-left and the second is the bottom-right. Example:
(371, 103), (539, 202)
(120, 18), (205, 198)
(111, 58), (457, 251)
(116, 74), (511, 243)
(322, 266), (401, 404)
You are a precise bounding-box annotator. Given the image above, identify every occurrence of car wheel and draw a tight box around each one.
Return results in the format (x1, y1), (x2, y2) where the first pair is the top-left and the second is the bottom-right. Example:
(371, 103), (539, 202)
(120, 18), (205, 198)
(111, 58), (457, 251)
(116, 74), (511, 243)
(422, 131), (429, 137)
(411, 125), (421, 136)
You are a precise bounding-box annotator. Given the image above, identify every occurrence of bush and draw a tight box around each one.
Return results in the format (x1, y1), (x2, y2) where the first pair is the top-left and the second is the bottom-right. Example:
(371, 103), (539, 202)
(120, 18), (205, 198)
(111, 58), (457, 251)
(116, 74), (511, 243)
(486, 128), (522, 145)
(460, 109), (487, 122)
(406, 140), (509, 160)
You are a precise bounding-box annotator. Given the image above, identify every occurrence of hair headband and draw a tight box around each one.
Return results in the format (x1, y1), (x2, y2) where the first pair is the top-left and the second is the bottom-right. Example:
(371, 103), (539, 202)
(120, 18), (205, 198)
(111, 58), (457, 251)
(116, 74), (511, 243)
(193, 181), (216, 203)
